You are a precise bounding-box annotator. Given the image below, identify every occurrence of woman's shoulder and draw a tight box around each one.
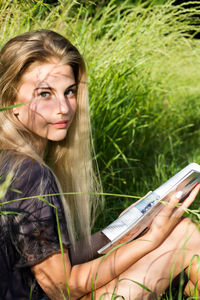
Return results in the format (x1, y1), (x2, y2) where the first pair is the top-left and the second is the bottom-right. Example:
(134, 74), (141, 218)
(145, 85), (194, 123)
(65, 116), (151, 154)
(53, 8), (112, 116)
(0, 150), (50, 176)
(0, 150), (56, 194)
(0, 150), (63, 217)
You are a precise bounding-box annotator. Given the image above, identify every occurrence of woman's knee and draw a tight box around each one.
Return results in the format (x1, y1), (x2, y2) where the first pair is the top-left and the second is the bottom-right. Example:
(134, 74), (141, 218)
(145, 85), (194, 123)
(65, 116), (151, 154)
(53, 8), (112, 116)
(157, 217), (200, 257)
(184, 280), (200, 297)
(175, 217), (194, 231)
(170, 217), (199, 243)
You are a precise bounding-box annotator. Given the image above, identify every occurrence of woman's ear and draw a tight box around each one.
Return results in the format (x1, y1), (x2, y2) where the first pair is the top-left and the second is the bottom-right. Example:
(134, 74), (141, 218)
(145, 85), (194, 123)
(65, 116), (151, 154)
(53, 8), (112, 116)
(13, 106), (19, 116)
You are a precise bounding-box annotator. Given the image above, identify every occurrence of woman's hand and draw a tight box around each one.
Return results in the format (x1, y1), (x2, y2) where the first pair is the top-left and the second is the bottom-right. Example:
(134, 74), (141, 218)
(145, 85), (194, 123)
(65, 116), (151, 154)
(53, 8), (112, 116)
(101, 191), (152, 252)
(146, 184), (200, 248)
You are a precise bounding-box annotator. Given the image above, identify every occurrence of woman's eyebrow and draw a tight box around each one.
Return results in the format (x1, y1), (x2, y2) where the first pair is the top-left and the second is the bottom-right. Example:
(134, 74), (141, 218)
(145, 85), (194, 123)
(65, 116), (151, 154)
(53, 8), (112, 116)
(34, 86), (53, 91)
(65, 83), (77, 90)
(34, 83), (77, 95)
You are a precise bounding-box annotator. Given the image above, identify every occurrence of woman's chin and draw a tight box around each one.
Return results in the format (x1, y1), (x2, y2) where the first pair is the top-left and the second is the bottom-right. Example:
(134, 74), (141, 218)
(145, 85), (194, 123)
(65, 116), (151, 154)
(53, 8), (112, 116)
(48, 134), (67, 142)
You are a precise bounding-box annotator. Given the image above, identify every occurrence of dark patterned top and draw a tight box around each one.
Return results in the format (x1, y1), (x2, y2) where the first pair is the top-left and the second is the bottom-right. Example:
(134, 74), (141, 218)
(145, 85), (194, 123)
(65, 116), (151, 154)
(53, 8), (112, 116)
(0, 154), (70, 300)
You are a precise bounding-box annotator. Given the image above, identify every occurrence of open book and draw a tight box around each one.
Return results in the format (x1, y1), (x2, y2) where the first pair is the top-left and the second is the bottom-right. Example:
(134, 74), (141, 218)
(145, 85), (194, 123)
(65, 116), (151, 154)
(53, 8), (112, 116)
(98, 163), (200, 254)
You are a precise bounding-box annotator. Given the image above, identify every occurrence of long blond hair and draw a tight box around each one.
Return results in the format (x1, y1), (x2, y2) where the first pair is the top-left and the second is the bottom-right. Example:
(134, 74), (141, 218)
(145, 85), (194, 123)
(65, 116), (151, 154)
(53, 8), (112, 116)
(0, 30), (102, 247)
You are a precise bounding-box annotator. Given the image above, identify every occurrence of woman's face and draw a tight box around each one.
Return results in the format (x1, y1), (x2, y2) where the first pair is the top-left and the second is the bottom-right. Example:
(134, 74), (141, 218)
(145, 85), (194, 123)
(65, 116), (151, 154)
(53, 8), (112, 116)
(13, 60), (77, 149)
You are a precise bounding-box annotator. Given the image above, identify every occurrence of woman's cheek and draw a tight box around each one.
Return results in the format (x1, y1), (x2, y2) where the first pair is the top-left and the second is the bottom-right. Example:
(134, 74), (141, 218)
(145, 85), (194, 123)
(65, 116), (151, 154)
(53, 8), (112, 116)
(31, 101), (54, 117)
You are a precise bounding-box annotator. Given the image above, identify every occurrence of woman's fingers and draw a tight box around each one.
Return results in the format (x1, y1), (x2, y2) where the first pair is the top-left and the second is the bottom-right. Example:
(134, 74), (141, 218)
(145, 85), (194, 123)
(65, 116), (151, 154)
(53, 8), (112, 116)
(181, 183), (200, 209)
(161, 183), (200, 217)
(148, 184), (200, 246)
(154, 184), (200, 225)
(172, 183), (200, 218)
(159, 192), (182, 217)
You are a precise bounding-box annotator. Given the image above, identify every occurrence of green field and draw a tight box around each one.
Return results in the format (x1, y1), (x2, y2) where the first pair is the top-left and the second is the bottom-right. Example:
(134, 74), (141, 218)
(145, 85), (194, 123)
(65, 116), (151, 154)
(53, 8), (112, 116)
(1, 0), (200, 298)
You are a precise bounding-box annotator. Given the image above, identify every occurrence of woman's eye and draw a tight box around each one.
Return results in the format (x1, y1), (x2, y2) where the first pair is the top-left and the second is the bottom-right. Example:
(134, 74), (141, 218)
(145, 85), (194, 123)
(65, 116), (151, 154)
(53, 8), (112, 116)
(65, 87), (77, 98)
(39, 91), (50, 98)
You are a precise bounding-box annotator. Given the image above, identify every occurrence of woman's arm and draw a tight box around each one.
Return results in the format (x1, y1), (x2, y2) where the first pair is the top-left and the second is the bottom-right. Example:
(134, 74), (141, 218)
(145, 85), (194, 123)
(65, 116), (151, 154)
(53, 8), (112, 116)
(31, 184), (200, 299)
(69, 231), (110, 265)
(70, 192), (152, 264)
(31, 227), (157, 300)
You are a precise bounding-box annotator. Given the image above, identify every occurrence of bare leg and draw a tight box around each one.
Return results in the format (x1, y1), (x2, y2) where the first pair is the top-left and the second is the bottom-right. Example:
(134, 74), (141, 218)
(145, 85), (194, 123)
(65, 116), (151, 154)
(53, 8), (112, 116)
(81, 218), (200, 300)
(184, 280), (200, 297)
(184, 256), (200, 297)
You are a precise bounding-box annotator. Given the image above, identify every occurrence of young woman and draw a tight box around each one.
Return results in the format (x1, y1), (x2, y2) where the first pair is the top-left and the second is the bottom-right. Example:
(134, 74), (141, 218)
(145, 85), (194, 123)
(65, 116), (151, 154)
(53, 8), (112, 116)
(0, 30), (200, 300)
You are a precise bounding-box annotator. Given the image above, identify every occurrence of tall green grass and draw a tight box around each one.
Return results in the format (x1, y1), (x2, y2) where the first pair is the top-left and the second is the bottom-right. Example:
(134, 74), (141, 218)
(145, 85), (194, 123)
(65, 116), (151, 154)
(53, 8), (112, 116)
(1, 0), (200, 298)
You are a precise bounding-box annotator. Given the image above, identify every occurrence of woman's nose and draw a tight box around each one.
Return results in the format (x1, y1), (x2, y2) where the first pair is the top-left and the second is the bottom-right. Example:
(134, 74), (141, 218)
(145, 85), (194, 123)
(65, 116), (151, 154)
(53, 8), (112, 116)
(57, 96), (69, 114)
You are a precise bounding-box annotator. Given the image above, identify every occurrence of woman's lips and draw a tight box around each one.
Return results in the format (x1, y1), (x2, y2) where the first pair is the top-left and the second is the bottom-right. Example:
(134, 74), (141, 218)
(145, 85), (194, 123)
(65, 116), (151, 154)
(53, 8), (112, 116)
(52, 120), (68, 129)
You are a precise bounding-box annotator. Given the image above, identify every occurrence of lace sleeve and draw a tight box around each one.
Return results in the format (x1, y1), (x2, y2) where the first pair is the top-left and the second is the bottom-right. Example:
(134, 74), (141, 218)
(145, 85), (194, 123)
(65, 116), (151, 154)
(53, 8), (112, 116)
(1, 159), (70, 267)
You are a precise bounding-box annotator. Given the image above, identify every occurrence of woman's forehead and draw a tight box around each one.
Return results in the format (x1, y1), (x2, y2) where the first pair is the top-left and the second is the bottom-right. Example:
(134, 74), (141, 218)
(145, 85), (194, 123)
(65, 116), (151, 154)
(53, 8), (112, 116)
(20, 61), (74, 86)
